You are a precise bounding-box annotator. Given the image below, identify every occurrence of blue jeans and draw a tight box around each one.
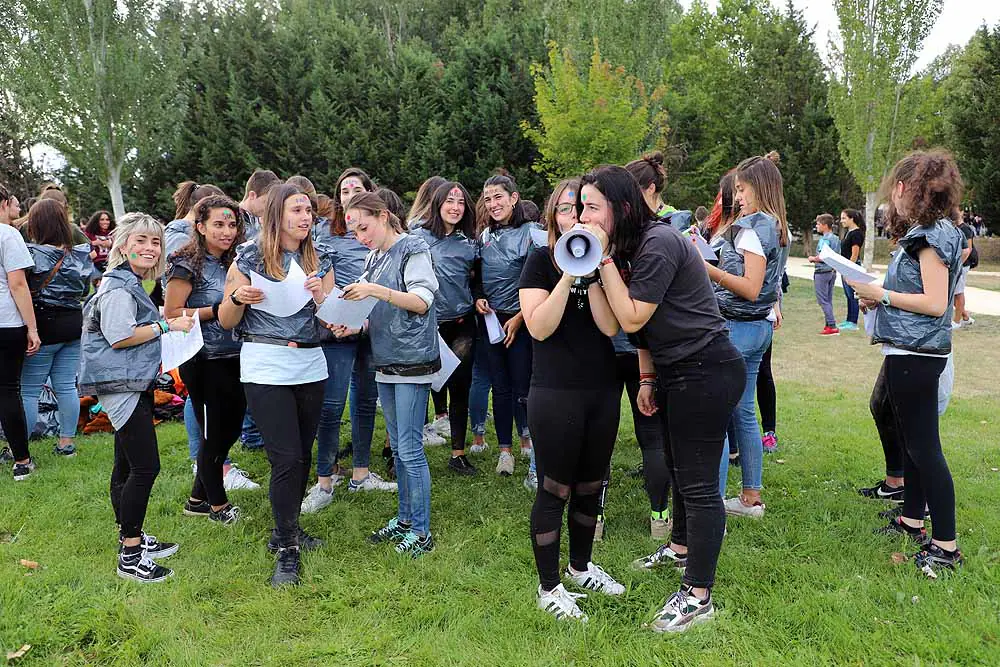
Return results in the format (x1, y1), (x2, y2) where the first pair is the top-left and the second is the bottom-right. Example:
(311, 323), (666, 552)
(240, 409), (264, 449)
(378, 381), (432, 536)
(316, 339), (378, 476)
(484, 314), (532, 447)
(469, 329), (491, 436)
(20, 340), (81, 439)
(843, 282), (859, 325)
(719, 319), (772, 493)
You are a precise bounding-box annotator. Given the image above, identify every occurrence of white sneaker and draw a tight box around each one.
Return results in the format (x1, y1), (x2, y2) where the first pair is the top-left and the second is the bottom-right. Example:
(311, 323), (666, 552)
(470, 440), (489, 454)
(951, 321), (962, 330)
(523, 469), (538, 492)
(537, 584), (588, 622)
(724, 495), (765, 518)
(347, 472), (398, 493)
(223, 465), (261, 491)
(564, 562), (625, 596)
(963, 316), (975, 326)
(650, 587), (715, 633)
(430, 415), (450, 436)
(422, 423), (446, 447)
(496, 451), (515, 476)
(300, 483), (334, 514)
(651, 517), (672, 541)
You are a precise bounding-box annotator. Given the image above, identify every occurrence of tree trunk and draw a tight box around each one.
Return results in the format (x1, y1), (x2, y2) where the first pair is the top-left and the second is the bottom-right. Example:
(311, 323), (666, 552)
(863, 190), (877, 271)
(106, 161), (125, 220)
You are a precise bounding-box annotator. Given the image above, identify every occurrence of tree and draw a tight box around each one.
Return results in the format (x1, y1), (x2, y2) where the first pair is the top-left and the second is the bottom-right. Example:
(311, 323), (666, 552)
(829, 0), (942, 269)
(0, 0), (188, 219)
(523, 39), (666, 183)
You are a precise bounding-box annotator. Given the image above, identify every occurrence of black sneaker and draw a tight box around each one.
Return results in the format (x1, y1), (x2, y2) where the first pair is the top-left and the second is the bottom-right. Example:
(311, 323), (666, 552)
(267, 527), (324, 554)
(12, 459), (35, 481)
(183, 499), (211, 517)
(874, 517), (928, 544)
(118, 546), (173, 583)
(368, 517), (411, 545)
(209, 504), (241, 525)
(395, 531), (435, 558)
(0, 446), (12, 463)
(878, 506), (930, 521)
(633, 543), (688, 571)
(858, 480), (904, 504)
(271, 547), (301, 587)
(448, 455), (477, 476)
(913, 543), (963, 578)
(53, 443), (77, 457)
(650, 586), (715, 633)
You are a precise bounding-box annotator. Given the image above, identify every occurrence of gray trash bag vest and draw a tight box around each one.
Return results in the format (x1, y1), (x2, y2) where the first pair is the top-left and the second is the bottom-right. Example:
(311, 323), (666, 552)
(164, 219), (193, 258)
(233, 240), (330, 344)
(663, 210), (694, 234)
(27, 243), (94, 309)
(366, 234), (441, 376)
(478, 223), (537, 314)
(711, 212), (782, 320)
(79, 266), (162, 396)
(872, 219), (964, 355)
(312, 228), (369, 287)
(165, 253), (241, 358)
(412, 227), (476, 321)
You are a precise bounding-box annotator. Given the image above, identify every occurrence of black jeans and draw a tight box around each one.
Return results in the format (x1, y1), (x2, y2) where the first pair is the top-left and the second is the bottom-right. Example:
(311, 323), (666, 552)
(873, 355), (955, 541)
(110, 392), (160, 539)
(483, 312), (532, 447)
(430, 316), (476, 450)
(757, 342), (775, 433)
(656, 336), (745, 589)
(181, 355), (246, 507)
(244, 381), (325, 548)
(0, 326), (29, 460)
(528, 385), (620, 590)
(616, 352), (670, 513)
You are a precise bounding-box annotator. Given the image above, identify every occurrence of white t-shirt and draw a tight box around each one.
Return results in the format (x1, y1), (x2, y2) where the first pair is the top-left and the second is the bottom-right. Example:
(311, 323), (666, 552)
(734, 228), (765, 258)
(0, 224), (35, 328)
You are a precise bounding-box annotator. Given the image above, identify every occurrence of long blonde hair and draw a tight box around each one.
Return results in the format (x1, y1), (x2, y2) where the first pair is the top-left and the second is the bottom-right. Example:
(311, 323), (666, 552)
(735, 152), (788, 246)
(107, 213), (167, 280)
(259, 183), (318, 279)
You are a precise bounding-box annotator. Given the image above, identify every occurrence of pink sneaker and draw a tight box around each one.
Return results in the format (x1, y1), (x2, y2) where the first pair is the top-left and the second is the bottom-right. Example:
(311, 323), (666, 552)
(762, 431), (777, 453)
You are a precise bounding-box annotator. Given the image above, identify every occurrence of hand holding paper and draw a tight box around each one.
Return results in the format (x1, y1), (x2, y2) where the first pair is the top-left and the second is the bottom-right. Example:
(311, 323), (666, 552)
(818, 246), (878, 284)
(161, 310), (204, 372)
(483, 310), (505, 344)
(250, 258), (313, 317)
(683, 229), (717, 260)
(315, 286), (378, 329)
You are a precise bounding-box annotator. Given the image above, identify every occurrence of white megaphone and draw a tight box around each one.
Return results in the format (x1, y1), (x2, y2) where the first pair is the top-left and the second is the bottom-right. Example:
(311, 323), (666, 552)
(554, 224), (602, 276)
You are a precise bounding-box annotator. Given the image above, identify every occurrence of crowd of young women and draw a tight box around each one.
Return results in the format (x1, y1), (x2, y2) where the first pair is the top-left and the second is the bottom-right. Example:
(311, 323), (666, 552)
(0, 146), (968, 629)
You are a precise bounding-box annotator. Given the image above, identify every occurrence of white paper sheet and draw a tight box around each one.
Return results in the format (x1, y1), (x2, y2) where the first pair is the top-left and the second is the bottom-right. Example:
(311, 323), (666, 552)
(819, 246), (878, 284)
(483, 310), (505, 344)
(529, 226), (549, 247)
(249, 258), (312, 317)
(430, 334), (462, 392)
(160, 310), (204, 372)
(314, 286), (378, 329)
(863, 308), (877, 336)
(684, 230), (717, 260)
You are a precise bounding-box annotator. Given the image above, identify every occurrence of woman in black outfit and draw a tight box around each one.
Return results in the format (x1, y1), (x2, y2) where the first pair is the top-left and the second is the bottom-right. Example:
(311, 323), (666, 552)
(585, 166), (745, 634)
(520, 178), (625, 622)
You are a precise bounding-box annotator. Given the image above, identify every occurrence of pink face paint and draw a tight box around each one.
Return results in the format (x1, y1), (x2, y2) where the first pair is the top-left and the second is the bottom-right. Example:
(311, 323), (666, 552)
(345, 213), (352, 223)
(343, 178), (362, 190)
(449, 187), (462, 198)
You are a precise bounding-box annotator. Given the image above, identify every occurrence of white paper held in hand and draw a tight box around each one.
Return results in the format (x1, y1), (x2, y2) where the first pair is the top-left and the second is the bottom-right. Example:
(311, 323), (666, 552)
(314, 286), (378, 329)
(249, 258), (312, 317)
(483, 310), (505, 344)
(161, 310), (204, 373)
(683, 230), (717, 260)
(818, 246), (878, 284)
(430, 335), (461, 393)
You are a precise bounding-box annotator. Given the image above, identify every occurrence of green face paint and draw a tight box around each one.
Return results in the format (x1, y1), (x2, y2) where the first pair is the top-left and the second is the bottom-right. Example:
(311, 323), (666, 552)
(129, 253), (138, 259)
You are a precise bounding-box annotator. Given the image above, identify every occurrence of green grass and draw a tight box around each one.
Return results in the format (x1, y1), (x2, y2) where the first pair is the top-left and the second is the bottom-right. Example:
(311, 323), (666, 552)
(2, 280), (999, 666)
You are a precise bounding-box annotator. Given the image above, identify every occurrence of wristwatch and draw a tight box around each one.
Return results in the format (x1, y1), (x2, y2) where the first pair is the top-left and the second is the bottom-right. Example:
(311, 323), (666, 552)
(230, 292), (244, 306)
(880, 290), (891, 307)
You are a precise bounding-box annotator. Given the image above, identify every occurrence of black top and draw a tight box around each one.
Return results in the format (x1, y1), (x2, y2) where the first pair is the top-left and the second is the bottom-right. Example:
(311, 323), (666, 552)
(958, 222), (977, 268)
(626, 221), (727, 367)
(518, 247), (616, 389)
(841, 228), (865, 264)
(36, 306), (83, 345)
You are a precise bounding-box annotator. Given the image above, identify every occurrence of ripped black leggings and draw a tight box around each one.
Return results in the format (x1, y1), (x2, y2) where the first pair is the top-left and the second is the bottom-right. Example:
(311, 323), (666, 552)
(528, 386), (619, 590)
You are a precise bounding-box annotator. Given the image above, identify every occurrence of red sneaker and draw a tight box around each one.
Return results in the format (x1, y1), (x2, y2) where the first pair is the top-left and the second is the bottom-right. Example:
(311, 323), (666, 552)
(820, 326), (840, 336)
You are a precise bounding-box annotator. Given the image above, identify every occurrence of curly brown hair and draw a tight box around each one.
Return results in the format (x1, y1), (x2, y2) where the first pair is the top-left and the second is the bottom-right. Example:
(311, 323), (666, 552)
(172, 195), (244, 279)
(879, 150), (963, 241)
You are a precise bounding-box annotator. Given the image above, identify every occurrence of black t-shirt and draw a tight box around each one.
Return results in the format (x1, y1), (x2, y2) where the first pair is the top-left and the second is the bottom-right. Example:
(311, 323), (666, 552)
(958, 222), (977, 267)
(841, 228), (864, 264)
(518, 247), (616, 389)
(626, 221), (726, 367)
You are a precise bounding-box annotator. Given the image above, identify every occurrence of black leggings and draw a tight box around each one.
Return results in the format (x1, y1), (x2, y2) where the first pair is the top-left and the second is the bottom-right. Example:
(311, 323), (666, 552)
(528, 386), (619, 590)
(180, 355), (246, 507)
(616, 353), (670, 513)
(430, 316), (476, 450)
(244, 381), (325, 548)
(110, 392), (160, 539)
(757, 342), (776, 433)
(0, 326), (29, 460)
(872, 355), (955, 541)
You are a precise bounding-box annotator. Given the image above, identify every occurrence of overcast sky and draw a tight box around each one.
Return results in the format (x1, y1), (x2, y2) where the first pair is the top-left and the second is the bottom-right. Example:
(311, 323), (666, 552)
(680, 0), (1000, 71)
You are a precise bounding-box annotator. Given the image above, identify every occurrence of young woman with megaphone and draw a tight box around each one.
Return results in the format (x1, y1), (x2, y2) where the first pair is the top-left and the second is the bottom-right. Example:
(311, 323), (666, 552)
(584, 165), (745, 634)
(518, 177), (625, 622)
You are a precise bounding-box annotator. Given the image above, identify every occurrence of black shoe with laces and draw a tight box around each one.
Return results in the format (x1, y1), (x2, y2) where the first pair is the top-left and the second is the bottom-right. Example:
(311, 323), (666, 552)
(913, 543), (963, 578)
(12, 459), (35, 481)
(448, 455), (477, 476)
(271, 547), (301, 587)
(119, 532), (179, 559)
(183, 499), (211, 517)
(209, 504), (241, 525)
(0, 446), (12, 463)
(267, 527), (324, 554)
(874, 517), (927, 544)
(858, 480), (904, 503)
(118, 546), (173, 583)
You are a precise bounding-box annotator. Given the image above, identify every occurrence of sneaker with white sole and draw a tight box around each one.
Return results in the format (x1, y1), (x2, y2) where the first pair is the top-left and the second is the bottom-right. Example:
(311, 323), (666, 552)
(537, 584), (588, 622)
(209, 504), (242, 525)
(118, 547), (173, 584)
(422, 424), (446, 447)
(564, 562), (625, 595)
(724, 495), (765, 518)
(633, 543), (687, 571)
(430, 415), (450, 436)
(138, 533), (179, 559)
(348, 472), (398, 493)
(300, 483), (335, 514)
(496, 450), (515, 476)
(523, 469), (538, 491)
(650, 586), (714, 633)
(12, 459), (36, 481)
(224, 465), (260, 491)
(650, 517), (672, 541)
(469, 440), (489, 454)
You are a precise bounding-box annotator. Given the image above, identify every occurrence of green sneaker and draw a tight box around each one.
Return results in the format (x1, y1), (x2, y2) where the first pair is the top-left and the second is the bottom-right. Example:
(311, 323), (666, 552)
(368, 517), (410, 545)
(395, 531), (435, 558)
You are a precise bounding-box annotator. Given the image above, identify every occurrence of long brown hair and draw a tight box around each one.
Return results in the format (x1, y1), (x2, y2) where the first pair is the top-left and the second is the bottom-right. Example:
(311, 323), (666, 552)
(344, 191), (404, 233)
(735, 152), (788, 246)
(27, 199), (73, 248)
(542, 178), (580, 249)
(408, 176), (447, 225)
(172, 181), (224, 220)
(879, 150), (963, 241)
(332, 167), (375, 236)
(173, 195), (244, 278)
(259, 183), (319, 279)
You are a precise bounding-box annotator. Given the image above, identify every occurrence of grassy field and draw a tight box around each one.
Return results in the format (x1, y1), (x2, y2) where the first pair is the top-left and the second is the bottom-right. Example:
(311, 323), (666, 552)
(1, 279), (998, 666)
